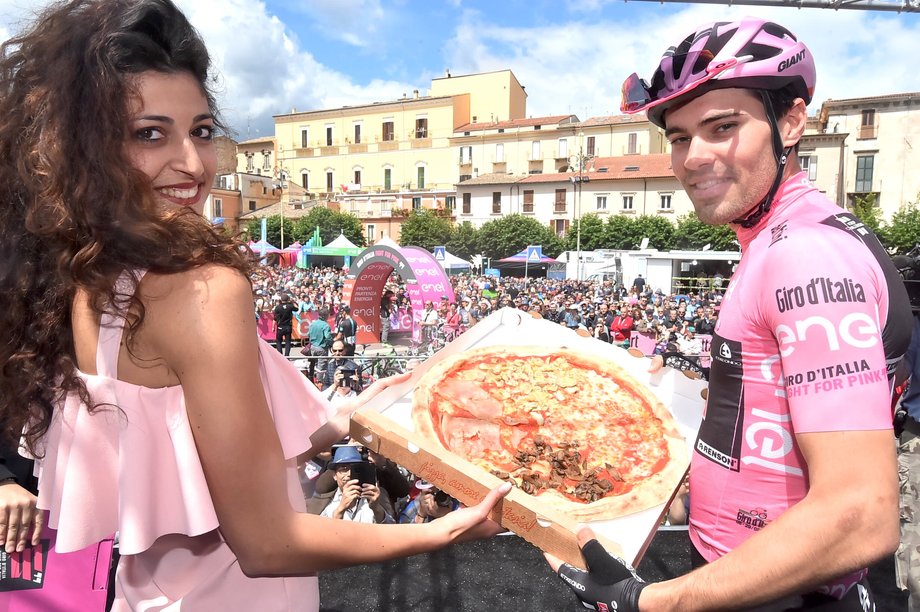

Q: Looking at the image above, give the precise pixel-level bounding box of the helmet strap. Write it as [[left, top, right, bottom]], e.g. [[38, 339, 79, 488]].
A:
[[733, 90, 792, 229]]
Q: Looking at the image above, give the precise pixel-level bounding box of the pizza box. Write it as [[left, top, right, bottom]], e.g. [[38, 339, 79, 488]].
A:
[[351, 307, 707, 568]]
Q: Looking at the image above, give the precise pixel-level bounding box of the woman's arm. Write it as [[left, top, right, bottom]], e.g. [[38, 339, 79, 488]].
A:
[[148, 266, 509, 576]]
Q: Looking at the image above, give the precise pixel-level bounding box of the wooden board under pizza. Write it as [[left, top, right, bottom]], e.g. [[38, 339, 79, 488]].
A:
[[412, 345, 688, 522]]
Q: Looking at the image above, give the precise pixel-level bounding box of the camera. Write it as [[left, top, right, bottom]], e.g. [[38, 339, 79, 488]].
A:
[[433, 489, 452, 507], [350, 461, 377, 486], [340, 368, 356, 387]]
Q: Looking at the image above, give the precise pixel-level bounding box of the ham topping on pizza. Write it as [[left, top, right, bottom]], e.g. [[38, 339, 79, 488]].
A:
[[417, 350, 678, 506]]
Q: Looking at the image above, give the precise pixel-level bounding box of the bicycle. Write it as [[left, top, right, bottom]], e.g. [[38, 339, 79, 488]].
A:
[[354, 343, 412, 388]]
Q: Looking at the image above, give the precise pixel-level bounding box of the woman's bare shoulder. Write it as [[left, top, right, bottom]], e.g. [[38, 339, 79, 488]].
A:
[[138, 265, 255, 350], [140, 264, 252, 307]]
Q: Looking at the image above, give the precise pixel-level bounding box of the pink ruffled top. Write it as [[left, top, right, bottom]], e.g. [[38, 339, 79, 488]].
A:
[[32, 272, 331, 610]]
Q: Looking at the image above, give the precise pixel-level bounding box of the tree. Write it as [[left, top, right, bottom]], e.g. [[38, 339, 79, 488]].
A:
[[446, 220, 479, 261], [603, 215, 674, 250], [633, 215, 675, 251], [293, 207, 367, 247], [293, 207, 336, 244], [567, 213, 607, 251], [397, 209, 454, 251], [849, 193, 885, 235], [673, 213, 739, 251], [332, 210, 367, 247], [245, 215, 295, 248], [885, 202, 920, 254], [477, 214, 564, 260], [604, 215, 641, 250]]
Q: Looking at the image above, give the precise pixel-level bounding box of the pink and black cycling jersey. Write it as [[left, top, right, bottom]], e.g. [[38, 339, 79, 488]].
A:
[[688, 171, 912, 598]]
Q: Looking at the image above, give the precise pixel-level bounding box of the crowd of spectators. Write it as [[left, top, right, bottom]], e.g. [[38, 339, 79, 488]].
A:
[[251, 263, 724, 363], [260, 263, 724, 528]]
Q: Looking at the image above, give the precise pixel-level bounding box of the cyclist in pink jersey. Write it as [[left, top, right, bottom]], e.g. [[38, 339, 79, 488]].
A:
[[550, 17, 912, 611]]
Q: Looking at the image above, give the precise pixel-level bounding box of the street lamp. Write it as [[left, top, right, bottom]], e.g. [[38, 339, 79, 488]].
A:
[[274, 147, 289, 248], [570, 132, 590, 281]]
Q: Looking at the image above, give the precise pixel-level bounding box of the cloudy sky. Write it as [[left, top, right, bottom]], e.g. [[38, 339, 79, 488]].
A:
[[1, 0, 918, 140]]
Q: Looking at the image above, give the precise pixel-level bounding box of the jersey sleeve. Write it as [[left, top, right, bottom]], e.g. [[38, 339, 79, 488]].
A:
[[758, 226, 894, 433]]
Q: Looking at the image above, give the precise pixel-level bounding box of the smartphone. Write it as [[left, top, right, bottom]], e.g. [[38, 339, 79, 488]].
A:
[[340, 369, 356, 387], [350, 462, 377, 486]]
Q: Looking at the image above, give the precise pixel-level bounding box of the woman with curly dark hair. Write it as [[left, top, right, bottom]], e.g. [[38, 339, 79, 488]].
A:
[[0, 0, 509, 608]]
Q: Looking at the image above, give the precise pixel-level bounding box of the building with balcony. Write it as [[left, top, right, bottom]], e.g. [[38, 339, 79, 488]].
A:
[[236, 60, 919, 245], [813, 92, 920, 216], [257, 70, 528, 244], [456, 154, 689, 234]]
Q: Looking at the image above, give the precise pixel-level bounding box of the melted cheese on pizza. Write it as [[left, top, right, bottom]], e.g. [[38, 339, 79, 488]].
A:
[[422, 352, 672, 503]]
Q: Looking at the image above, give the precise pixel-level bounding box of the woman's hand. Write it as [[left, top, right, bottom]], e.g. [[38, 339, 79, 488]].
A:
[[0, 482, 43, 553], [431, 482, 511, 544]]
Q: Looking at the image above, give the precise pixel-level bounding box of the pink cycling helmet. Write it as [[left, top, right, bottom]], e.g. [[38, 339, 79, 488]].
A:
[[621, 17, 816, 128]]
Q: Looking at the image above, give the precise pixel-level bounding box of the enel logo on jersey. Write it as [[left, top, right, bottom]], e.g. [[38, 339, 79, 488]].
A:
[[775, 311, 880, 356]]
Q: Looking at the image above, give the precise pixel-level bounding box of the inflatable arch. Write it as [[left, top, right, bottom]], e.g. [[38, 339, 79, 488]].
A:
[[343, 244, 456, 344]]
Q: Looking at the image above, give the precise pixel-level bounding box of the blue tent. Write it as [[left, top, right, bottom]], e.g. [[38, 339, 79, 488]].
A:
[[497, 248, 558, 264]]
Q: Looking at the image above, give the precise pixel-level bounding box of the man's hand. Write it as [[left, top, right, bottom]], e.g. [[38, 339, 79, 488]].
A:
[[546, 526, 646, 612], [334, 479, 362, 519], [361, 483, 381, 506], [0, 481, 43, 553]]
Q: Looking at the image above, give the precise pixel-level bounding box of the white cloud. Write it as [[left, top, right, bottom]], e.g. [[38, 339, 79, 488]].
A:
[[1, 0, 918, 142], [177, 0, 416, 138], [283, 0, 388, 48], [444, 6, 920, 121]]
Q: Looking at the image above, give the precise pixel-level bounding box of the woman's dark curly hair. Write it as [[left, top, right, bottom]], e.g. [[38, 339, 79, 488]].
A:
[[0, 0, 252, 454]]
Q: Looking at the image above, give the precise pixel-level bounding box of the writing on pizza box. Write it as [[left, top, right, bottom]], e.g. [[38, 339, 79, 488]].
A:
[[352, 307, 707, 568]]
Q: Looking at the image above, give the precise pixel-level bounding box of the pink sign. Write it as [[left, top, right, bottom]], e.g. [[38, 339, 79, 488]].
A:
[[628, 331, 712, 368], [629, 331, 658, 355], [257, 310, 336, 342], [344, 244, 455, 344]]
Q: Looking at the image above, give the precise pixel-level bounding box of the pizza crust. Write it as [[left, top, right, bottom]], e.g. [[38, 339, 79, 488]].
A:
[[412, 345, 688, 521]]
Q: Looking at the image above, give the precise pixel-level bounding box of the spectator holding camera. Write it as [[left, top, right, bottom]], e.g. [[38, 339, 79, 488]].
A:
[[321, 446, 393, 524], [323, 341, 358, 391], [399, 481, 460, 524], [326, 366, 359, 405]]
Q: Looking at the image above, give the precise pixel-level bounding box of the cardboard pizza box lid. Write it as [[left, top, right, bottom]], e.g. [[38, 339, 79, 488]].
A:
[[351, 307, 707, 569]]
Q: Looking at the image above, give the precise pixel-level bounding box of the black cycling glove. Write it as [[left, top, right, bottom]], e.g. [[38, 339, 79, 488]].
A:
[[556, 538, 647, 611]]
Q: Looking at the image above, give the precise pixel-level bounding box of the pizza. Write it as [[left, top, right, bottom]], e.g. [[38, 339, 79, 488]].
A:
[[412, 345, 687, 520]]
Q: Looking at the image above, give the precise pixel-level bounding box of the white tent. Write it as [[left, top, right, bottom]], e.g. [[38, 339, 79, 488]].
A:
[[326, 233, 360, 250], [438, 249, 472, 272], [374, 236, 400, 248]]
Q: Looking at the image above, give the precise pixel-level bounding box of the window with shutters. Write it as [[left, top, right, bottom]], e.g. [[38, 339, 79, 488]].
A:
[[554, 189, 567, 213], [523, 190, 534, 213]]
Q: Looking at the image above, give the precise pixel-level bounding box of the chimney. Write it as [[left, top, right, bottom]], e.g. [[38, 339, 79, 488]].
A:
[[413, 89, 419, 99]]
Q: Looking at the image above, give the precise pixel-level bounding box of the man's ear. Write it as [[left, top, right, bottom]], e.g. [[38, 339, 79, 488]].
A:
[[780, 97, 808, 148]]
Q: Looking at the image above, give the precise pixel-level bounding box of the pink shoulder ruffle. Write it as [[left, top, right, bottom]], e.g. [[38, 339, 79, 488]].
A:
[[32, 340, 329, 554]]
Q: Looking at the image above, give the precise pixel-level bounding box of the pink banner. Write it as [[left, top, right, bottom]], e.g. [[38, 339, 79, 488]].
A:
[[257, 310, 336, 342], [344, 244, 455, 344], [628, 330, 712, 367], [629, 331, 658, 355]]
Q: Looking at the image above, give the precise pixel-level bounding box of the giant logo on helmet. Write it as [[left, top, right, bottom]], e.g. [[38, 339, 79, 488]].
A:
[[777, 49, 806, 73]]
